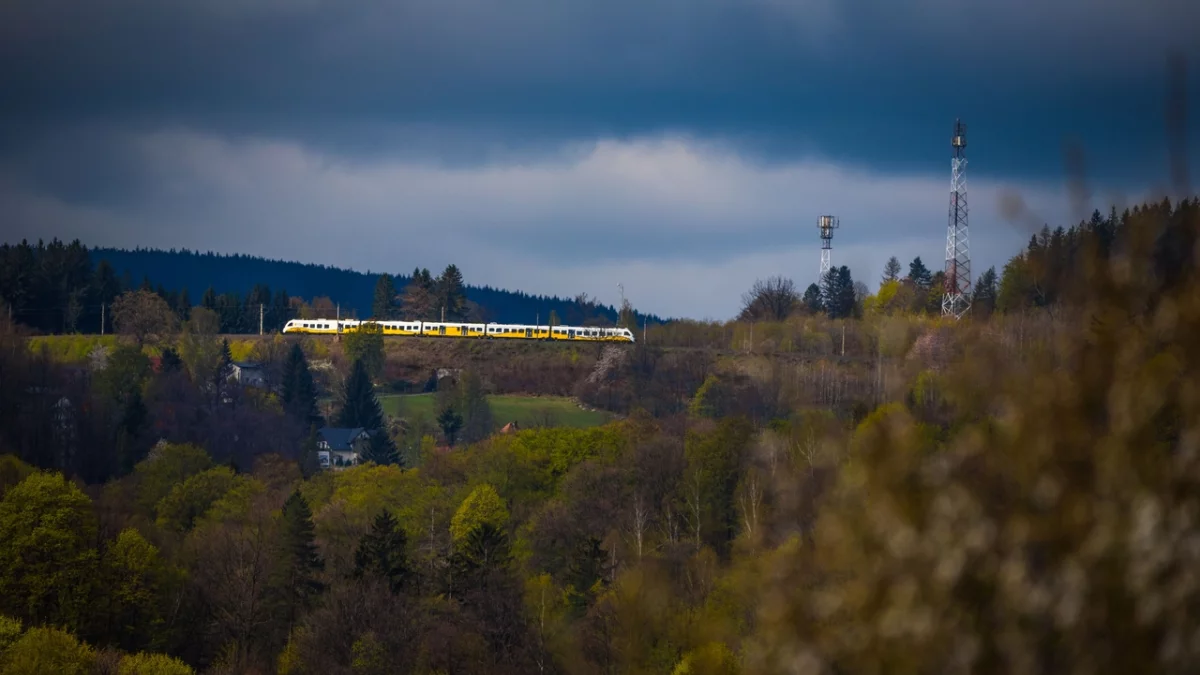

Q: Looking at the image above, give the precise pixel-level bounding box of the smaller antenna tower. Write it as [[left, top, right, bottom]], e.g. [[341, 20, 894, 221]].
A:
[[818, 215, 840, 278]]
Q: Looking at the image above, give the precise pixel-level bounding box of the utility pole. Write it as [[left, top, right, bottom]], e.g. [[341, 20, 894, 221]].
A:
[[100, 303, 105, 335], [259, 303, 264, 335], [337, 304, 340, 320], [442, 306, 445, 323]]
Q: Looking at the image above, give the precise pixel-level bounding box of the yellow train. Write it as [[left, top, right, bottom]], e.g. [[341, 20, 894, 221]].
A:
[[282, 319, 635, 343]]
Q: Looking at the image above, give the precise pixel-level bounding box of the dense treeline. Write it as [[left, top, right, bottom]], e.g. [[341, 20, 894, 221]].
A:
[[0, 243, 662, 336], [3, 193, 1200, 672], [90, 246, 662, 327]]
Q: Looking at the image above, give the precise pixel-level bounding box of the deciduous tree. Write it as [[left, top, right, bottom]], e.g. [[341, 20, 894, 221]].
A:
[[739, 276, 800, 321], [111, 290, 178, 345]]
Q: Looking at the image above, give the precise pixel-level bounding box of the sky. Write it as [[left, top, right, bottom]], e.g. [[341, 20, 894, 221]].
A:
[[2, 0, 1198, 321]]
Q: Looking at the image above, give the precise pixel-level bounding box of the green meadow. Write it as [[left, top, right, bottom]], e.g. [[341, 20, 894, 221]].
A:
[[379, 393, 613, 429]]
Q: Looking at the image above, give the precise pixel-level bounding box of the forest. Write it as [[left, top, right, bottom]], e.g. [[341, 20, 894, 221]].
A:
[[0, 194, 1199, 674], [0, 244, 664, 336]]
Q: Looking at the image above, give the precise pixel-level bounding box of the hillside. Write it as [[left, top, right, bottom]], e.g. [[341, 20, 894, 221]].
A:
[[88, 246, 666, 327]]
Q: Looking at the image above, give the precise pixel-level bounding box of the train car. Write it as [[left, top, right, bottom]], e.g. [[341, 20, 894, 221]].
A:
[[281, 319, 635, 343]]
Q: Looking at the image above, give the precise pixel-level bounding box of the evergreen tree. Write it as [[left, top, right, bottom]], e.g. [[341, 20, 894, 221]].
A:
[[372, 273, 397, 320], [820, 266, 857, 319], [299, 425, 322, 478], [363, 429, 401, 467], [401, 267, 435, 320], [337, 359, 386, 431], [158, 346, 183, 373], [353, 509, 412, 594], [276, 490, 325, 629], [282, 343, 318, 423], [565, 537, 610, 613], [201, 286, 217, 311], [907, 256, 932, 289], [802, 283, 823, 314], [219, 339, 233, 371], [434, 264, 468, 321], [972, 266, 999, 317], [882, 256, 902, 284], [91, 259, 123, 306], [438, 406, 464, 447], [176, 287, 191, 322], [456, 371, 494, 446]]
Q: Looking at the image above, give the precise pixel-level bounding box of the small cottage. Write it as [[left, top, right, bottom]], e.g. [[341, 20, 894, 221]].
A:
[[317, 427, 371, 468], [230, 361, 267, 388]]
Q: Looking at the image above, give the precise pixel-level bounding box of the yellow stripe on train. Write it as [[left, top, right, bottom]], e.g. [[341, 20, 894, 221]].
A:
[[281, 319, 635, 342]]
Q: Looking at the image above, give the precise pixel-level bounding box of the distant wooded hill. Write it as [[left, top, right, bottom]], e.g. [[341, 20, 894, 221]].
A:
[[90, 247, 664, 327]]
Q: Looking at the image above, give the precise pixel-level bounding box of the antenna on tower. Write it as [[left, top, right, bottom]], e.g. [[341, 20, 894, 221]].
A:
[[818, 215, 839, 279], [942, 119, 971, 319]]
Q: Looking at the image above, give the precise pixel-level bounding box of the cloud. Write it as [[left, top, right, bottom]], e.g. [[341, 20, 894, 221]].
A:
[[2, 1, 1195, 319], [2, 0, 1197, 181], [2, 129, 1081, 319]]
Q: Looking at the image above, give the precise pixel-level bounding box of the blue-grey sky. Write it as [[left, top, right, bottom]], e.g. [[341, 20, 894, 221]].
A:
[[2, 0, 1198, 319]]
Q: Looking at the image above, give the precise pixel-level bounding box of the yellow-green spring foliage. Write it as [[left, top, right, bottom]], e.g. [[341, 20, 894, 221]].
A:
[[450, 483, 509, 543]]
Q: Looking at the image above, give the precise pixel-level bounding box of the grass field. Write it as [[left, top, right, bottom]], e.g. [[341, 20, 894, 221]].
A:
[[379, 393, 613, 429]]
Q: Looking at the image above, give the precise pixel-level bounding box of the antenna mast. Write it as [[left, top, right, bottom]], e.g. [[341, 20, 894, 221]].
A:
[[818, 215, 839, 279], [942, 119, 971, 319]]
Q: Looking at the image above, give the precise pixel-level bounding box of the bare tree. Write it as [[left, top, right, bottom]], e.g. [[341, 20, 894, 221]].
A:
[[739, 275, 800, 321], [111, 289, 178, 345]]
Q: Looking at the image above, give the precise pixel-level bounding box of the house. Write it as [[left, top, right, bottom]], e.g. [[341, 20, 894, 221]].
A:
[[230, 361, 267, 388], [317, 427, 371, 468]]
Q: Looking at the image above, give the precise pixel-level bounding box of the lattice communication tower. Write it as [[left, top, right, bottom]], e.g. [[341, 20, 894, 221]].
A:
[[942, 119, 971, 319], [818, 215, 839, 278]]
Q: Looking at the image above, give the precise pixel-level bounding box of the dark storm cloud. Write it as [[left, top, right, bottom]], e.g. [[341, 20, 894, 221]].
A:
[[2, 0, 1198, 186]]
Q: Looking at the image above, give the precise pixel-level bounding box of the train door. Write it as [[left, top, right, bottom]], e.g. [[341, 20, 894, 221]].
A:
[[525, 328, 533, 338], [568, 329, 576, 339], [439, 325, 447, 336], [336, 322, 343, 334]]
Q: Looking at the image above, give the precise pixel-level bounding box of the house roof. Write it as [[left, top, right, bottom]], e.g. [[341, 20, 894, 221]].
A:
[[318, 426, 368, 451], [231, 361, 262, 369]]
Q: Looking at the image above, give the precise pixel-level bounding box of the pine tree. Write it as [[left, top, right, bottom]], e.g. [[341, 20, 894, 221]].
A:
[[372, 274, 397, 320], [159, 346, 183, 373], [277, 490, 325, 629], [456, 371, 494, 446], [176, 287, 191, 322], [972, 266, 999, 317], [438, 406, 464, 447], [803, 283, 823, 314], [353, 509, 412, 594], [908, 256, 932, 289], [401, 268, 435, 321], [337, 359, 385, 430], [821, 266, 857, 319], [201, 286, 217, 311], [299, 425, 322, 478], [434, 264, 467, 321], [883, 256, 902, 284], [282, 343, 317, 423], [363, 429, 401, 467]]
